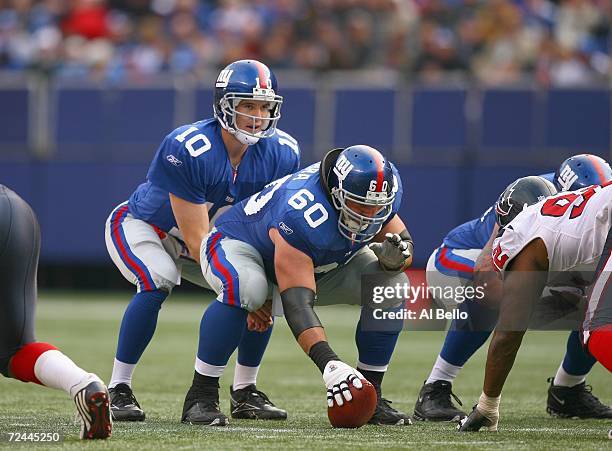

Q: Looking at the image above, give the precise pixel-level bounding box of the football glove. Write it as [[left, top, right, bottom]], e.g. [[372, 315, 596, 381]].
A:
[[323, 361, 364, 407], [457, 393, 500, 432], [369, 233, 413, 271]]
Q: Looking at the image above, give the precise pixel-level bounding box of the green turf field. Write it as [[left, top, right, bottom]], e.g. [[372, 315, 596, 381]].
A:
[[0, 292, 610, 449]]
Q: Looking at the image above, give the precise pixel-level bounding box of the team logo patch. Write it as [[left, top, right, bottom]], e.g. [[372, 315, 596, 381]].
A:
[[557, 165, 579, 191], [278, 222, 293, 235], [166, 154, 183, 167]]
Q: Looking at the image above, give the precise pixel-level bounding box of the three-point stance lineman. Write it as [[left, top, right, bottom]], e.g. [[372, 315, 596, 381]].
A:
[[415, 154, 612, 421], [0, 185, 112, 440], [104, 59, 299, 423], [459, 181, 612, 432], [186, 145, 415, 425]]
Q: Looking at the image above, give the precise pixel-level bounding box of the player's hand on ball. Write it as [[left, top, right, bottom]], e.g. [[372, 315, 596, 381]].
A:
[[369, 233, 413, 271], [323, 361, 364, 407], [247, 300, 273, 332], [457, 405, 498, 432]]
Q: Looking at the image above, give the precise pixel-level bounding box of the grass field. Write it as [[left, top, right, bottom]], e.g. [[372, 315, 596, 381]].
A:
[[0, 291, 610, 450]]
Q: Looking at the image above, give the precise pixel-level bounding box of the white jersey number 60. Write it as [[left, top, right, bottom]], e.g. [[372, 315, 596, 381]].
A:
[[288, 189, 328, 228]]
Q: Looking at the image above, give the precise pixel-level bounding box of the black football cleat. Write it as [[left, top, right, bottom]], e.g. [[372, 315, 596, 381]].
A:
[[413, 380, 467, 422], [457, 405, 497, 432], [546, 377, 612, 419], [230, 385, 287, 420], [74, 380, 112, 440], [368, 398, 413, 426], [181, 387, 228, 426], [109, 383, 145, 421]]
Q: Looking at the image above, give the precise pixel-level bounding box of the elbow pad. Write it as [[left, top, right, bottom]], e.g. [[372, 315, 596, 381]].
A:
[[281, 287, 321, 338]]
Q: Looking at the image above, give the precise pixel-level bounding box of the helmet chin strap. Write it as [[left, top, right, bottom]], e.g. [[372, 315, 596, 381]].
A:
[[233, 128, 260, 146]]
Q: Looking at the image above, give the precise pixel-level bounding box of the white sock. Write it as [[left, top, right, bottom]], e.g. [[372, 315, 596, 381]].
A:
[[426, 355, 463, 384], [33, 350, 91, 397], [195, 357, 226, 377], [233, 363, 260, 390], [109, 358, 137, 389], [553, 364, 586, 387], [357, 361, 388, 372]]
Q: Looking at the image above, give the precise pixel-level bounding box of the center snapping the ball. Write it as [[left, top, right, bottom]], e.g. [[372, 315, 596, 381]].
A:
[[327, 378, 377, 428]]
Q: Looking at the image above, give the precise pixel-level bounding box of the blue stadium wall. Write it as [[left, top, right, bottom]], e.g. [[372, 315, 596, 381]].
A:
[[0, 82, 610, 267]]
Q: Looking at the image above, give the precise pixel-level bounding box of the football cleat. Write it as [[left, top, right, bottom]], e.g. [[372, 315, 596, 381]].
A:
[[546, 377, 612, 419], [109, 383, 145, 421], [368, 397, 413, 426], [457, 405, 497, 432], [73, 379, 112, 439], [230, 385, 287, 420], [413, 380, 466, 422], [181, 387, 228, 426]]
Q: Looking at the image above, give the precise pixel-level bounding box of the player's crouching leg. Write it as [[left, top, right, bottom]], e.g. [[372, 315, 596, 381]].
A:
[[317, 247, 413, 425], [180, 233, 285, 425], [8, 342, 112, 439]]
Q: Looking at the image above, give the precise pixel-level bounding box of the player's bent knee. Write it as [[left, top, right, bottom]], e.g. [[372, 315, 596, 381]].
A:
[[239, 273, 269, 312]]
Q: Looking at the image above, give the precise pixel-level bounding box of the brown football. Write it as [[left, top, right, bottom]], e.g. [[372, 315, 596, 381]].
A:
[[327, 378, 377, 428]]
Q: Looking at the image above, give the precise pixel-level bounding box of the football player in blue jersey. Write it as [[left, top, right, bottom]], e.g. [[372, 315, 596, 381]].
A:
[[104, 60, 300, 423], [413, 154, 612, 422], [182, 145, 415, 426]]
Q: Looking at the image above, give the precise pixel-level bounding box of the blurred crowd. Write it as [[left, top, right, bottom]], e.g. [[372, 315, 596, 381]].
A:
[[0, 0, 609, 85]]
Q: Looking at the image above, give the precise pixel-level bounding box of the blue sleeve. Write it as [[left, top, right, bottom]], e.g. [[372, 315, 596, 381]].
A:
[[146, 129, 207, 204], [271, 208, 317, 259]]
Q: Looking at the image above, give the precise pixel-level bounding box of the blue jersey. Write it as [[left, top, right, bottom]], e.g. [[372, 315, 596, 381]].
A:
[[127, 118, 300, 233], [216, 162, 403, 280], [442, 172, 554, 250]]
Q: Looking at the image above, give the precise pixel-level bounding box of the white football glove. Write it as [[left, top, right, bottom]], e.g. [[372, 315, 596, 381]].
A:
[[369, 233, 413, 271], [322, 361, 364, 407]]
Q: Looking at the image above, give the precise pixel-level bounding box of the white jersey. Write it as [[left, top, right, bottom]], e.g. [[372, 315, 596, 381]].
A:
[[492, 182, 612, 287]]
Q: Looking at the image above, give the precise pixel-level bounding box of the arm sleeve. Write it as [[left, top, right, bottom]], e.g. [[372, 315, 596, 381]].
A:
[[146, 131, 208, 204]]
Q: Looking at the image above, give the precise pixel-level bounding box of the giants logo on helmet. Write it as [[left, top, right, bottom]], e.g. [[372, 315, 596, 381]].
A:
[[333, 155, 353, 185], [557, 165, 579, 191], [216, 69, 233, 88]]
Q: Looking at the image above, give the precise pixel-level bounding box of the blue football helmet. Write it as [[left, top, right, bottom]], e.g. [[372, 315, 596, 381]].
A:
[[325, 145, 397, 242], [213, 59, 283, 145], [554, 154, 612, 191]]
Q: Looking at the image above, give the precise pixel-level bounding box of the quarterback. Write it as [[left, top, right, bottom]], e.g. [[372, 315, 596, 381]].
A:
[[104, 60, 299, 423]]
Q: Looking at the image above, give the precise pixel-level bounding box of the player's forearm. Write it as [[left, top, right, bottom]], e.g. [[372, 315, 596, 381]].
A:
[[483, 330, 525, 397], [280, 287, 343, 372], [297, 327, 327, 354]]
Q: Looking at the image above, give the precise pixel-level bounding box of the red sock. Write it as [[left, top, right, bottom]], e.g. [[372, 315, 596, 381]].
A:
[[587, 327, 612, 372], [8, 342, 58, 384]]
